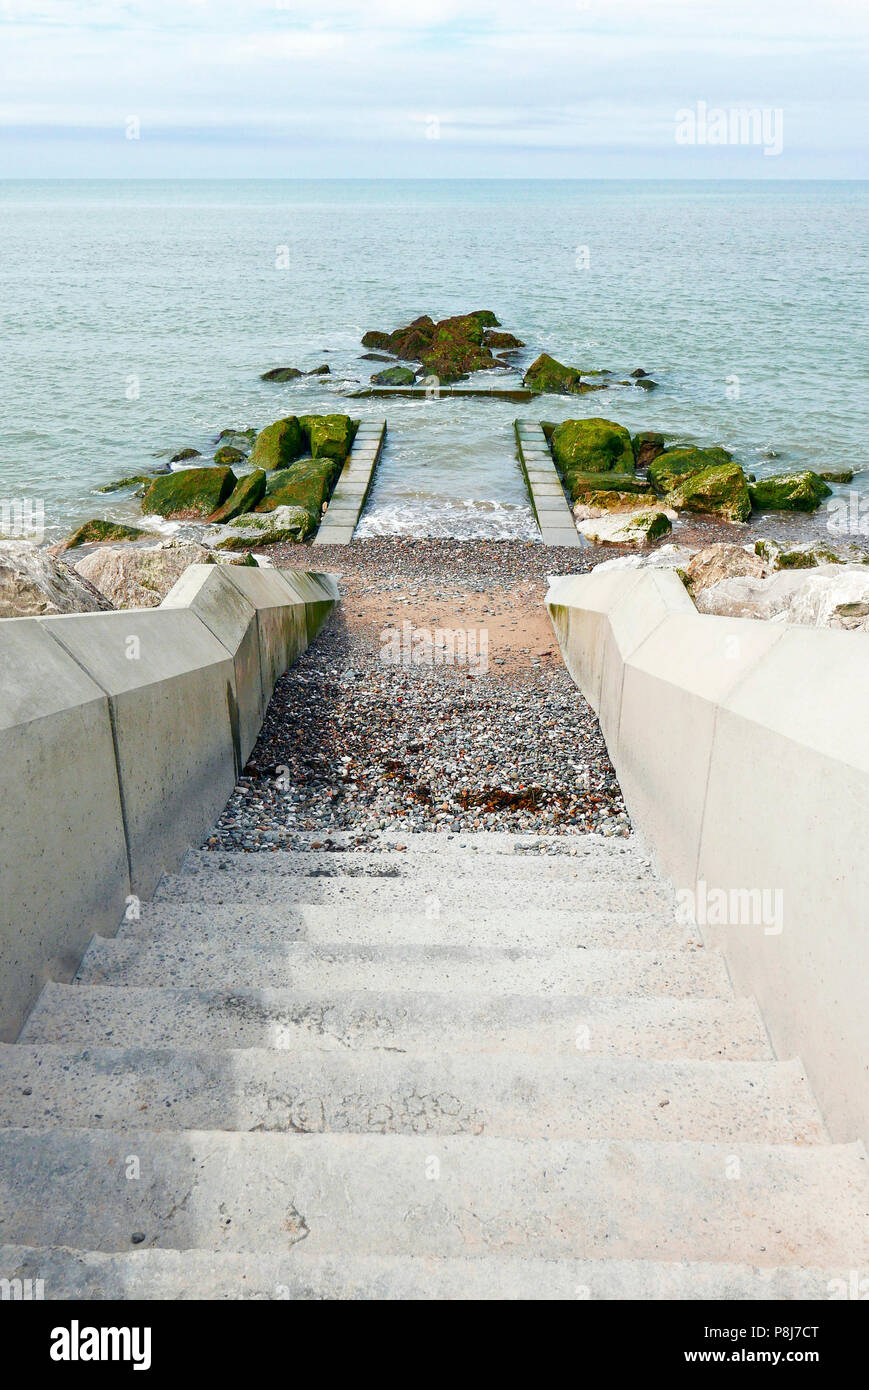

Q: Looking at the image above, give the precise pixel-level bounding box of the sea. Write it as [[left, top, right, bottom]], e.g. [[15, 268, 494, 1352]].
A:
[[1, 179, 867, 544]]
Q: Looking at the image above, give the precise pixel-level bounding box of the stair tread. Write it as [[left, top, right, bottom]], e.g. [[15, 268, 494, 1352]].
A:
[[0, 1046, 824, 1143], [1, 1130, 866, 1263], [20, 983, 774, 1059]]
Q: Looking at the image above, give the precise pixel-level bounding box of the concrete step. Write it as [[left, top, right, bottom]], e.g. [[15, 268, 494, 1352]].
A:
[[182, 844, 647, 878], [152, 870, 671, 917], [249, 830, 636, 857], [1, 1244, 857, 1300], [74, 939, 728, 999], [117, 902, 688, 952], [1, 1130, 866, 1262], [0, 1048, 824, 1144], [20, 985, 774, 1060]]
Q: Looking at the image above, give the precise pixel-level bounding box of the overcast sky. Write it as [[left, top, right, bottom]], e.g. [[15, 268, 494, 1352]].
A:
[[1, 0, 867, 177]]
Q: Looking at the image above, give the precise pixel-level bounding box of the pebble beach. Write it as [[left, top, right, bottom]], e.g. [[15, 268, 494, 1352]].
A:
[[207, 538, 631, 849]]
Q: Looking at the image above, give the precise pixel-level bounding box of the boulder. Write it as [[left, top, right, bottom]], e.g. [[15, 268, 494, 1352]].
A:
[[550, 418, 635, 475], [212, 505, 314, 549], [748, 471, 832, 513], [73, 542, 213, 609], [260, 367, 302, 382], [214, 445, 246, 466], [592, 543, 697, 575], [632, 432, 666, 470], [170, 447, 200, 463], [59, 519, 150, 550], [683, 543, 767, 595], [306, 364, 330, 376], [567, 472, 651, 499], [470, 310, 500, 327], [256, 457, 340, 524], [299, 414, 358, 463], [483, 330, 524, 349], [371, 366, 416, 386], [635, 378, 659, 390], [361, 330, 393, 351], [96, 475, 153, 494], [420, 315, 494, 382], [576, 509, 672, 548], [216, 428, 257, 451], [573, 491, 662, 519], [141, 466, 237, 519], [523, 353, 583, 394], [695, 564, 869, 630], [249, 417, 306, 471], [207, 469, 267, 524], [649, 446, 733, 495], [818, 469, 854, 484], [0, 540, 114, 618], [754, 538, 863, 570], [667, 462, 752, 523]]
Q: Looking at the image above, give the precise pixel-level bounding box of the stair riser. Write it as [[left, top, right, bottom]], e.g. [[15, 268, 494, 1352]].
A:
[[153, 877, 671, 915], [1, 1132, 865, 1264], [182, 849, 648, 882], [0, 1246, 856, 1301]]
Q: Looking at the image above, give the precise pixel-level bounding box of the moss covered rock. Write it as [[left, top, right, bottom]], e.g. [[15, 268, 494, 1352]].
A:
[[216, 428, 257, 449], [96, 475, 153, 494], [298, 414, 358, 463], [207, 469, 267, 524], [818, 469, 854, 484], [260, 367, 302, 382], [748, 471, 832, 513], [361, 330, 393, 351], [213, 505, 314, 549], [551, 418, 635, 477], [62, 519, 149, 550], [256, 456, 340, 521], [371, 366, 416, 386], [249, 417, 306, 472], [632, 432, 666, 470], [214, 444, 245, 466], [669, 463, 752, 522], [141, 466, 237, 519], [566, 472, 651, 502], [523, 354, 583, 394], [649, 446, 733, 496], [484, 330, 524, 349], [170, 447, 200, 463], [471, 310, 500, 327], [420, 315, 494, 382]]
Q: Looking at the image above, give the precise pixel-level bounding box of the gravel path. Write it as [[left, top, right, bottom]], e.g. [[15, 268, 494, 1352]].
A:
[[207, 539, 631, 850]]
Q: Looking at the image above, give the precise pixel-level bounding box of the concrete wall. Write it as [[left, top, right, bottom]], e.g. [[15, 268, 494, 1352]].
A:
[[547, 568, 869, 1144], [0, 566, 338, 1042]]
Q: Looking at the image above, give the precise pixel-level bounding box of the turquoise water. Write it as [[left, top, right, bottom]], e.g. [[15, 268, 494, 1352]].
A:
[[1, 179, 867, 540]]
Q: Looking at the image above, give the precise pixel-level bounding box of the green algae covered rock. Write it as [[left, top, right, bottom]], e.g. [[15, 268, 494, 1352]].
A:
[[371, 366, 416, 386], [748, 471, 833, 513], [484, 330, 524, 349], [420, 315, 494, 383], [818, 468, 854, 484], [575, 509, 672, 547], [649, 446, 734, 496], [141, 466, 237, 519], [551, 418, 635, 476], [632, 432, 666, 470], [523, 354, 583, 394], [565, 472, 651, 502], [260, 367, 302, 382], [96, 475, 153, 494], [249, 417, 306, 472], [170, 447, 200, 463], [471, 310, 500, 327], [257, 456, 340, 520], [361, 330, 393, 351], [299, 414, 358, 463], [214, 444, 245, 466], [213, 505, 314, 549], [62, 519, 149, 549], [668, 462, 752, 522], [207, 469, 267, 524]]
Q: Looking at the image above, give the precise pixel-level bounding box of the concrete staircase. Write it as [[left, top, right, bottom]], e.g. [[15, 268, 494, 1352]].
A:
[[1, 833, 867, 1299]]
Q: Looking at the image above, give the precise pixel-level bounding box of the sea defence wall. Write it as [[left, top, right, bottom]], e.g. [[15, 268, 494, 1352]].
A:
[[546, 567, 869, 1145], [0, 566, 338, 1042]]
